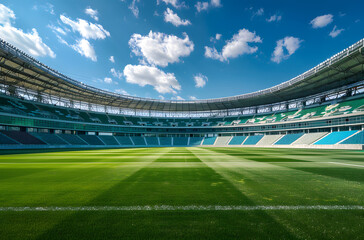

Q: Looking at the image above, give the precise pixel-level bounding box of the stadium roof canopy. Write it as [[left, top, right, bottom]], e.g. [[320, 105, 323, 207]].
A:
[[0, 38, 364, 112]]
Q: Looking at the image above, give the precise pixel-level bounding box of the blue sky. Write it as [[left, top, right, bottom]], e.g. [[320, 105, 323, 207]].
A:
[[0, 0, 363, 100]]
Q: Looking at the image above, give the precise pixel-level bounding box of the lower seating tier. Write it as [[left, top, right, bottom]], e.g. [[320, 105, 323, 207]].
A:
[[1, 131, 46, 145], [314, 131, 358, 145], [228, 136, 247, 145]]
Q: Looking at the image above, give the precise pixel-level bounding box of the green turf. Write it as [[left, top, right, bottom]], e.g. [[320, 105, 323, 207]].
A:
[[0, 147, 363, 239]]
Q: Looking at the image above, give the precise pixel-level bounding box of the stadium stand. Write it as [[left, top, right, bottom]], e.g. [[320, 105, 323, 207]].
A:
[[228, 136, 247, 145], [114, 136, 134, 145], [79, 135, 105, 145], [340, 131, 364, 144], [98, 136, 119, 145], [1, 131, 46, 145], [202, 137, 217, 145], [58, 134, 88, 145], [189, 137, 204, 146], [159, 137, 172, 146], [257, 135, 282, 145], [314, 131, 358, 145], [131, 137, 146, 146], [0, 132, 19, 145], [0, 93, 364, 128], [30, 133, 69, 145], [0, 38, 363, 150], [214, 136, 231, 146], [292, 132, 329, 145], [173, 137, 189, 146], [275, 133, 305, 145], [243, 135, 264, 145], [145, 137, 159, 145]]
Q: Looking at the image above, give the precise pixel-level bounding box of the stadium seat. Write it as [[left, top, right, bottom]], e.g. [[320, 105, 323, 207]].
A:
[[228, 136, 247, 145], [145, 137, 159, 145], [292, 132, 329, 145], [173, 137, 188, 146], [30, 133, 69, 145], [131, 136, 146, 145], [189, 137, 204, 146], [58, 134, 89, 145], [243, 135, 264, 145], [0, 132, 19, 145], [256, 135, 283, 145], [98, 136, 119, 145], [159, 137, 172, 146], [314, 131, 358, 145], [114, 136, 134, 145], [202, 137, 217, 145], [214, 136, 231, 146], [340, 131, 364, 144], [79, 135, 105, 145], [0, 131, 46, 145], [275, 133, 304, 145]]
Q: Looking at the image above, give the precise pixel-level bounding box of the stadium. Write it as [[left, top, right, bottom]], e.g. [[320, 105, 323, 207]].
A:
[[1, 38, 364, 149], [0, 1, 364, 240]]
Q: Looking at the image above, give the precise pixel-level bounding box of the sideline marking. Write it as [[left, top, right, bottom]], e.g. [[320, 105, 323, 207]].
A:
[[0, 205, 363, 212], [328, 162, 364, 168]]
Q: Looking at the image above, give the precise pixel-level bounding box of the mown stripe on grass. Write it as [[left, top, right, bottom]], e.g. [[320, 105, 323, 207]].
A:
[[0, 205, 363, 211], [328, 162, 364, 168]]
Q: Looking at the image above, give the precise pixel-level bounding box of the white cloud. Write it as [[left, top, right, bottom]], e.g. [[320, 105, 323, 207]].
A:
[[172, 95, 184, 100], [194, 74, 208, 88], [195, 2, 209, 12], [104, 77, 113, 84], [123, 64, 181, 94], [85, 7, 99, 21], [33, 3, 55, 15], [129, 0, 139, 18], [48, 24, 67, 35], [159, 95, 165, 100], [205, 28, 261, 62], [310, 14, 333, 28], [329, 25, 344, 38], [211, 0, 222, 7], [252, 8, 264, 18], [189, 96, 198, 100], [60, 15, 110, 40], [0, 3, 15, 25], [0, 4, 55, 58], [57, 35, 69, 45], [164, 8, 191, 27], [129, 31, 194, 67], [210, 33, 222, 43], [115, 89, 129, 95], [271, 36, 302, 63], [195, 0, 221, 12], [266, 14, 282, 22], [71, 39, 97, 61], [109, 56, 115, 63], [46, 3, 55, 15], [110, 68, 123, 79], [157, 0, 186, 9]]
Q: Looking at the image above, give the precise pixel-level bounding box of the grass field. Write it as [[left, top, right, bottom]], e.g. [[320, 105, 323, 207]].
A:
[[0, 147, 363, 240]]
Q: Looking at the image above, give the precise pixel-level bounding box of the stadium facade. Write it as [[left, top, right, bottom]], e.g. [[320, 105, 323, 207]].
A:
[[0, 38, 364, 150]]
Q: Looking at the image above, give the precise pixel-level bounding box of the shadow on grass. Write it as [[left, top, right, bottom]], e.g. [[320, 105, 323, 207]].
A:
[[32, 152, 297, 240], [246, 157, 310, 162], [0, 148, 134, 156], [288, 167, 364, 183]]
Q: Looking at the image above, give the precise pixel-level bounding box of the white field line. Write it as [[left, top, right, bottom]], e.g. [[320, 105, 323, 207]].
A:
[[328, 162, 364, 168], [0, 205, 363, 212]]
